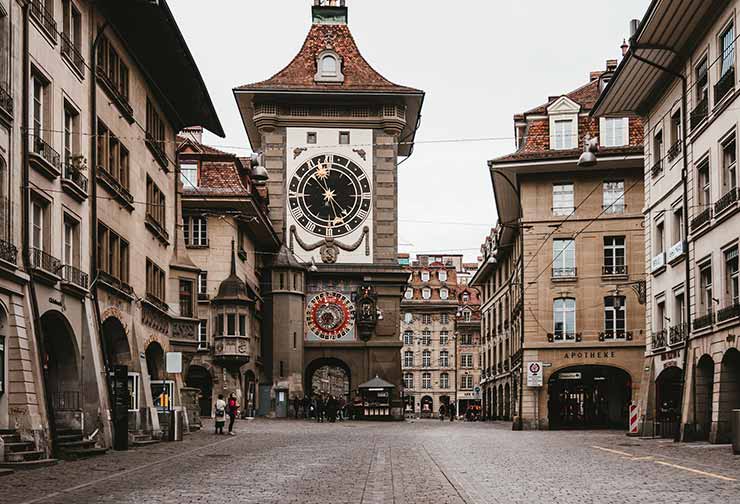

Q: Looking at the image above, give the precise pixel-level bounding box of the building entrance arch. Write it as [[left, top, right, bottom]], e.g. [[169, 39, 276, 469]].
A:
[[717, 349, 740, 442], [655, 366, 682, 438], [694, 355, 714, 441], [102, 316, 131, 367], [548, 365, 631, 429], [305, 357, 351, 403], [40, 311, 80, 428], [243, 370, 257, 417], [420, 395, 434, 417], [186, 365, 213, 417]]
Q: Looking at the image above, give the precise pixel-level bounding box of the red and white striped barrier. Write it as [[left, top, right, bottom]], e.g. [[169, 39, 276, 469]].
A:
[[629, 403, 639, 435]]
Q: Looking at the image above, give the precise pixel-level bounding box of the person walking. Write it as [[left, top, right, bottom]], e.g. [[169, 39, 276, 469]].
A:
[[293, 395, 301, 419], [214, 394, 227, 435], [439, 403, 446, 421], [316, 395, 325, 423], [302, 395, 311, 419], [227, 393, 239, 435], [449, 402, 456, 422]]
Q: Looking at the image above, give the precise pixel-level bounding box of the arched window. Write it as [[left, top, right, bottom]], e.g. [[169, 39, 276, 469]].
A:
[[315, 50, 344, 83], [321, 54, 337, 76]]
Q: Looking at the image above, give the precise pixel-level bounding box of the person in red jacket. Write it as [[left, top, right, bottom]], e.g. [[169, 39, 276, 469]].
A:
[[227, 393, 239, 435]]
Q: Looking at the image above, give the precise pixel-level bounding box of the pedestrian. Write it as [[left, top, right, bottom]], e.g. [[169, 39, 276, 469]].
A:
[[316, 395, 325, 423], [303, 395, 311, 419], [449, 402, 456, 422], [227, 393, 239, 435], [214, 394, 226, 435], [327, 395, 338, 423], [293, 395, 301, 419], [338, 396, 346, 421], [439, 403, 446, 421]]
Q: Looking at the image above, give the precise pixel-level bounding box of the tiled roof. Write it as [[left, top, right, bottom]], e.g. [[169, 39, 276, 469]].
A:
[[177, 136, 233, 157], [183, 161, 249, 197], [491, 144, 643, 164], [236, 23, 421, 94], [523, 79, 601, 115]]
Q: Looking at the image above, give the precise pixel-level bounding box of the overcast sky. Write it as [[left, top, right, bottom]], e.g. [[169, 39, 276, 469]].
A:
[[169, 0, 649, 262]]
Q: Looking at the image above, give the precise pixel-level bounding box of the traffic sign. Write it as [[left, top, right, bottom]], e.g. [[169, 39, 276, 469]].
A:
[[527, 361, 543, 387]]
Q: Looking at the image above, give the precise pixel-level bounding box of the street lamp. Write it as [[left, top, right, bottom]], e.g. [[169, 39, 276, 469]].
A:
[[577, 135, 599, 168]]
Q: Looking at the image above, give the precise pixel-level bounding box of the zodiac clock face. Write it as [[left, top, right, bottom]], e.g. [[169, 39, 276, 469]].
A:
[[306, 291, 356, 341], [288, 154, 372, 238]]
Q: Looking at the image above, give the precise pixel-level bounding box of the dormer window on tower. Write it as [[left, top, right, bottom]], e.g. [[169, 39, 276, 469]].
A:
[[315, 50, 345, 83]]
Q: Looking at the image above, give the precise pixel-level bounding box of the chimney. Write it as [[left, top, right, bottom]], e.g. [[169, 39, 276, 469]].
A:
[[629, 19, 640, 38], [621, 39, 629, 57], [606, 59, 618, 72], [181, 126, 203, 144], [589, 71, 603, 82]]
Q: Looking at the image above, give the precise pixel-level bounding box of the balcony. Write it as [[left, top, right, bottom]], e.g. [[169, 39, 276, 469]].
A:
[[690, 96, 708, 130], [650, 159, 663, 178], [651, 252, 666, 274], [146, 135, 170, 171], [96, 67, 134, 124], [30, 0, 57, 43], [652, 329, 667, 351], [714, 67, 735, 105], [61, 162, 88, 201], [714, 187, 738, 216], [61, 34, 85, 78], [693, 311, 714, 331], [145, 213, 170, 245], [0, 238, 17, 267], [97, 270, 134, 298], [60, 264, 89, 295], [691, 207, 712, 232], [97, 166, 134, 211], [717, 303, 740, 323], [0, 82, 12, 122], [667, 240, 687, 263], [213, 335, 250, 366], [600, 330, 632, 341], [668, 323, 687, 346], [552, 267, 577, 280], [667, 141, 682, 162], [29, 247, 62, 284], [29, 135, 62, 179], [602, 264, 628, 277]]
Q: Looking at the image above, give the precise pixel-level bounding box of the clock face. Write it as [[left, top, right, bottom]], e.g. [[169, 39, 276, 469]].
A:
[[288, 154, 372, 238], [306, 291, 356, 341]]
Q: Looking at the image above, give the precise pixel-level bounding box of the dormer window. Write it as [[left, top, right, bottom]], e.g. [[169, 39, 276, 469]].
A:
[[553, 119, 575, 150], [547, 96, 580, 151], [420, 271, 430, 282], [315, 50, 345, 83]]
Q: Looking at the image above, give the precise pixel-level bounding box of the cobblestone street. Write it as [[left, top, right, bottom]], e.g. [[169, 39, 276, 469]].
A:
[[1, 419, 739, 504]]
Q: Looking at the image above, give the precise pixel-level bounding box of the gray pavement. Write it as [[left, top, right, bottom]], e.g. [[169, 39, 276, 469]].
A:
[[1, 419, 739, 504]]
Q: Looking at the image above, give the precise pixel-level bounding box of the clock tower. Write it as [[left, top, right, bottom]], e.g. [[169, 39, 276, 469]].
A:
[[234, 0, 424, 418]]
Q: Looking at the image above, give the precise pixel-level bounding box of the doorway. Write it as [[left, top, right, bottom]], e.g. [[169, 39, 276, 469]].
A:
[[185, 365, 212, 417]]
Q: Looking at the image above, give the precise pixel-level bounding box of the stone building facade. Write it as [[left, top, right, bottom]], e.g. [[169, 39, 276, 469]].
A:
[[473, 60, 646, 429], [595, 0, 740, 442], [0, 0, 221, 465], [455, 284, 482, 415], [233, 2, 423, 418]]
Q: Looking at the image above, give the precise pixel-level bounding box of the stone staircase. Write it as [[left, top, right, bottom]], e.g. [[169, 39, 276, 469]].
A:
[[55, 428, 108, 460], [0, 428, 58, 471], [130, 431, 160, 447]]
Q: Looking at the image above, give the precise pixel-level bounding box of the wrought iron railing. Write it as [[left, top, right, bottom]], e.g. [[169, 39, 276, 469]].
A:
[[146, 134, 169, 169], [714, 187, 738, 215], [668, 323, 687, 346], [667, 141, 682, 162], [63, 162, 88, 193], [97, 166, 134, 205], [30, 0, 57, 42], [96, 67, 133, 118], [61, 34, 85, 76], [651, 159, 663, 177], [717, 302, 740, 323], [31, 134, 62, 172], [691, 207, 712, 231], [61, 264, 88, 289], [693, 311, 714, 331], [0, 82, 12, 116], [652, 329, 667, 350], [690, 96, 708, 130], [30, 247, 61, 275], [0, 239, 17, 265], [715, 67, 735, 104], [602, 264, 628, 276], [552, 267, 577, 278]]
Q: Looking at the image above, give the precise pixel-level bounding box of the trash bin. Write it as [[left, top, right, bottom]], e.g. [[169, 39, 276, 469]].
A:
[[732, 409, 740, 455]]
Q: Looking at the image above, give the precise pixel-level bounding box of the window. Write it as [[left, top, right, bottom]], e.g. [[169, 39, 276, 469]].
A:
[[461, 353, 473, 368], [438, 270, 448, 282], [655, 221, 665, 254], [180, 163, 198, 187], [463, 309, 472, 322], [404, 312, 413, 324], [198, 271, 208, 297], [184, 216, 208, 247], [321, 54, 338, 76], [63, 104, 79, 164], [403, 331, 413, 345], [461, 375, 474, 390], [145, 259, 166, 305], [179, 279, 194, 318], [146, 99, 167, 166], [602, 118, 628, 147], [97, 120, 130, 190], [460, 333, 473, 345], [440, 372, 449, 389], [697, 159, 711, 208], [127, 373, 140, 411], [146, 176, 166, 232], [670, 110, 682, 151], [655, 298, 666, 333], [674, 291, 685, 326], [720, 22, 735, 78], [652, 129, 663, 172], [31, 198, 47, 252], [420, 271, 430, 282], [227, 314, 236, 335], [440, 351, 449, 367], [422, 372, 431, 389], [721, 135, 737, 194], [552, 119, 575, 150], [552, 239, 575, 277], [553, 298, 576, 341], [307, 132, 317, 144], [404, 289, 413, 300], [603, 180, 625, 213], [339, 131, 350, 145], [695, 56, 708, 105], [403, 373, 414, 389], [672, 206, 684, 244], [62, 215, 79, 268], [462, 293, 469, 303], [553, 183, 574, 216], [422, 288, 431, 300], [198, 320, 208, 351], [603, 236, 626, 275], [97, 223, 129, 284], [422, 314, 432, 324], [422, 350, 431, 368], [440, 331, 449, 345], [403, 351, 414, 368], [604, 296, 626, 339], [61, 0, 82, 72], [440, 313, 449, 325], [422, 330, 431, 346], [700, 262, 713, 316], [440, 288, 449, 300], [239, 314, 247, 336], [97, 36, 129, 103], [725, 247, 739, 307], [31, 72, 50, 145]]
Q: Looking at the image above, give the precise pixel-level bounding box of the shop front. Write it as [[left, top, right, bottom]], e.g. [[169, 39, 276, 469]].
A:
[[358, 376, 395, 420]]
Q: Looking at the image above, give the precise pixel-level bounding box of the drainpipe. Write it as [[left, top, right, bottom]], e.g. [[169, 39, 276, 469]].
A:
[[629, 44, 692, 442], [20, 0, 56, 455]]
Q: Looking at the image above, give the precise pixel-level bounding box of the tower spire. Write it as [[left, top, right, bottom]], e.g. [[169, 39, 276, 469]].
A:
[[230, 239, 237, 277], [312, 0, 348, 24]]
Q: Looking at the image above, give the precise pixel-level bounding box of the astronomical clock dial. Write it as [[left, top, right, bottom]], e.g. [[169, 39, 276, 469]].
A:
[[306, 291, 356, 341], [288, 154, 372, 238]]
